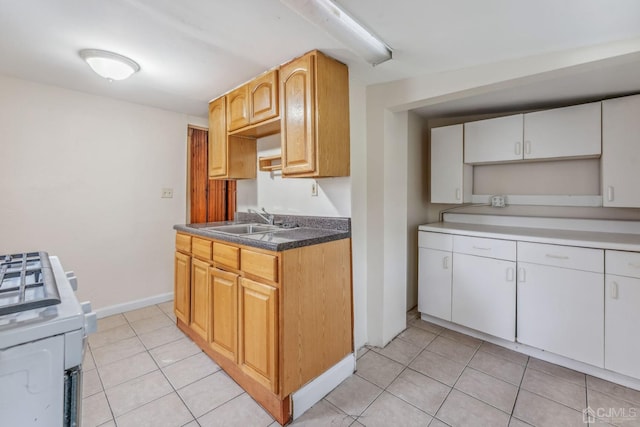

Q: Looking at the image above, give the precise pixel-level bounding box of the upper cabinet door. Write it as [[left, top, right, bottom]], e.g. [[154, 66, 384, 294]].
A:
[[464, 114, 523, 164], [226, 85, 250, 131], [524, 102, 601, 160], [280, 53, 316, 175], [602, 94, 640, 207], [430, 124, 471, 204], [208, 97, 227, 178], [249, 70, 278, 124]]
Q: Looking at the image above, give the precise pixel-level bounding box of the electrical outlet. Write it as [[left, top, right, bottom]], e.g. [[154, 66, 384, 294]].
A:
[[161, 188, 174, 198], [491, 195, 506, 207], [311, 181, 318, 197]]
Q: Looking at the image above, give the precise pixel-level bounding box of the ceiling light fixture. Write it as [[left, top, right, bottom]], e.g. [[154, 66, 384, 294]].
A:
[[280, 0, 392, 66], [79, 49, 140, 81]]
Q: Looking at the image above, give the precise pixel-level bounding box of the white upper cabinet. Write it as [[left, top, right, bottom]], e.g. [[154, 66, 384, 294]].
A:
[[523, 102, 601, 160], [464, 102, 601, 165], [464, 114, 523, 164], [430, 124, 471, 204], [602, 94, 640, 207]]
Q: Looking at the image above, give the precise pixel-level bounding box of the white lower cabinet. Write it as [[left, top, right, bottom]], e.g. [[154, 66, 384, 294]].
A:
[[516, 241, 604, 367], [418, 248, 452, 321], [452, 253, 516, 341], [418, 232, 453, 321], [605, 250, 640, 378]]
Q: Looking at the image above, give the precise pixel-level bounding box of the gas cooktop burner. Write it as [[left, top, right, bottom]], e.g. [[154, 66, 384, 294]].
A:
[[0, 252, 61, 316]]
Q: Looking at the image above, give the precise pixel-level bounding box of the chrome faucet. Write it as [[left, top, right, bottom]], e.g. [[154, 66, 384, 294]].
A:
[[248, 207, 275, 225]]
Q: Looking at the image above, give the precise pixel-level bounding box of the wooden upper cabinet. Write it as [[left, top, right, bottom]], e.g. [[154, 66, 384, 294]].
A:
[[208, 97, 227, 178], [280, 51, 350, 178], [209, 96, 257, 180], [249, 70, 279, 124], [226, 85, 250, 131]]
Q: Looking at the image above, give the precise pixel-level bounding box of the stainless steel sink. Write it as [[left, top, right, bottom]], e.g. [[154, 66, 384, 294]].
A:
[[201, 223, 283, 235]]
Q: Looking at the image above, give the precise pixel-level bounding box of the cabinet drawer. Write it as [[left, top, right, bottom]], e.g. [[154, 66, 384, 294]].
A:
[[453, 235, 515, 261], [606, 250, 640, 278], [192, 237, 212, 261], [176, 233, 192, 253], [518, 242, 603, 273], [418, 231, 453, 251], [213, 242, 240, 270], [241, 249, 278, 283]]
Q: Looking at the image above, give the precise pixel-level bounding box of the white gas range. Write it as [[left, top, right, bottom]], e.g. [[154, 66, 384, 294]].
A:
[[0, 252, 96, 427]]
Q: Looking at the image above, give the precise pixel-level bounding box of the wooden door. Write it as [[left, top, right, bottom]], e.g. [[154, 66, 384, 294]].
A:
[[174, 251, 191, 324], [280, 53, 316, 175], [208, 98, 227, 178], [190, 258, 210, 341], [226, 85, 250, 131], [238, 277, 278, 393], [210, 268, 238, 362], [190, 125, 236, 223], [249, 70, 278, 124], [190, 127, 208, 223]]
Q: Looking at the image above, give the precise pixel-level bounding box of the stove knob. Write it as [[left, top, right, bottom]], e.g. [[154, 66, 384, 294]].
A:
[[66, 271, 78, 291], [81, 301, 92, 314], [84, 311, 97, 335]]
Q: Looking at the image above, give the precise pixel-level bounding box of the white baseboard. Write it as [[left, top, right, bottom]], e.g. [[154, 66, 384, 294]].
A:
[[421, 313, 640, 392], [94, 292, 174, 319], [291, 353, 356, 420]]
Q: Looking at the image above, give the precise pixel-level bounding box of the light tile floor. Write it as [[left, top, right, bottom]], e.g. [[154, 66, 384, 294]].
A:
[[82, 303, 640, 427]]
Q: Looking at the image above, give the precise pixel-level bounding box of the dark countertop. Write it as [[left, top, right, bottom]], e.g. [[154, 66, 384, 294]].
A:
[[174, 214, 351, 252]]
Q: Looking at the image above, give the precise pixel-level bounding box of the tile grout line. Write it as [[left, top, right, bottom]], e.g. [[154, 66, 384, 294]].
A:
[[96, 304, 195, 425]]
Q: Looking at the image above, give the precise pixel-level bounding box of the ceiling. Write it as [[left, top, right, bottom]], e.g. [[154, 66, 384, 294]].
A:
[[1, 0, 640, 117]]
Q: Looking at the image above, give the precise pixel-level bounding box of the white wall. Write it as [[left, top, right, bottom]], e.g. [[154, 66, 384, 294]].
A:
[[363, 37, 640, 347], [0, 75, 206, 311], [405, 112, 430, 310], [236, 135, 351, 217]]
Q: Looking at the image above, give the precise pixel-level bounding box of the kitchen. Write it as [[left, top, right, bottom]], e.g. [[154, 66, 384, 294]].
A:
[[2, 0, 640, 426]]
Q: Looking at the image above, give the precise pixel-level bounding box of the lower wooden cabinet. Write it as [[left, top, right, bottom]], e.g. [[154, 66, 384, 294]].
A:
[[174, 251, 191, 324], [190, 257, 210, 341], [209, 268, 238, 362], [174, 232, 353, 425], [238, 277, 278, 393]]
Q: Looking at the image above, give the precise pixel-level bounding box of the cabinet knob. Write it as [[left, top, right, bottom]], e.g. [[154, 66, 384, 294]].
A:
[[518, 267, 526, 283], [455, 188, 461, 201], [443, 256, 449, 269], [607, 186, 614, 202], [506, 268, 514, 282], [610, 281, 619, 299], [524, 140, 531, 155], [515, 142, 522, 155]]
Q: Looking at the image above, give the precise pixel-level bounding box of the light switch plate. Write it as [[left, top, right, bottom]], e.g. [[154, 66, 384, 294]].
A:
[[311, 181, 318, 197], [161, 188, 174, 198]]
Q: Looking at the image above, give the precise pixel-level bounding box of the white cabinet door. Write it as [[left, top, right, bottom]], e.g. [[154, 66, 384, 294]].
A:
[[517, 262, 604, 367], [418, 248, 452, 321], [523, 102, 601, 160], [464, 114, 523, 164], [602, 94, 640, 207], [452, 253, 516, 341], [605, 274, 640, 378], [430, 124, 471, 204]]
